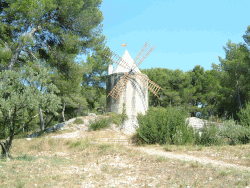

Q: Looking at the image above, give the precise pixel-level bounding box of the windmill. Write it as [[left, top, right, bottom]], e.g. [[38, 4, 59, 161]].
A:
[[103, 41, 162, 105], [103, 41, 163, 134]]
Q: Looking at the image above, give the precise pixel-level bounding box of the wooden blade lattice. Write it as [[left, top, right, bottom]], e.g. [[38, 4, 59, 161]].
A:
[[103, 48, 131, 70], [107, 73, 131, 102], [103, 42, 162, 100], [133, 41, 156, 68], [135, 72, 162, 97]]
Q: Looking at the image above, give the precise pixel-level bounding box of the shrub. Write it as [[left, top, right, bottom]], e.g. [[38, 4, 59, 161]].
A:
[[220, 119, 250, 145], [238, 101, 250, 127], [136, 106, 195, 145], [108, 112, 121, 125], [107, 104, 127, 126], [200, 123, 223, 146], [120, 103, 128, 124], [89, 117, 111, 131], [73, 118, 84, 125]]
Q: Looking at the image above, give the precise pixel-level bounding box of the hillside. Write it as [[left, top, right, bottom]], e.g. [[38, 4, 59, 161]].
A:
[[1, 115, 250, 187]]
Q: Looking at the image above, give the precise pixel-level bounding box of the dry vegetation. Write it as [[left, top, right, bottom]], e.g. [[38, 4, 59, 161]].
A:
[[163, 144, 250, 167], [1, 118, 250, 187]]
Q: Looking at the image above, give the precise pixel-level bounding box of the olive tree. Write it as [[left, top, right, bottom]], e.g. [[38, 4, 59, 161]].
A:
[[0, 66, 61, 158]]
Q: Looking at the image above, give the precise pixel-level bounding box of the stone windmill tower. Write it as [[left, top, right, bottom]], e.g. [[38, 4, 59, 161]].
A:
[[103, 41, 162, 134]]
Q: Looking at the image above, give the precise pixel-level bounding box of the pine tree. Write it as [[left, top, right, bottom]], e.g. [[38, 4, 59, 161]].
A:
[[0, 0, 104, 71]]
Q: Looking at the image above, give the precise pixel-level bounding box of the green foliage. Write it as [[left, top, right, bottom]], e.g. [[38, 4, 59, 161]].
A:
[[141, 68, 191, 107], [89, 117, 111, 131], [105, 104, 127, 126], [136, 107, 195, 145], [81, 44, 111, 112], [108, 112, 121, 125], [0, 0, 106, 125], [238, 101, 250, 127], [73, 118, 84, 125], [217, 40, 250, 120], [220, 119, 250, 145], [0, 0, 104, 71], [200, 123, 223, 146], [53, 62, 87, 120], [141, 66, 221, 119], [120, 103, 128, 123], [0, 66, 61, 154], [186, 65, 205, 117]]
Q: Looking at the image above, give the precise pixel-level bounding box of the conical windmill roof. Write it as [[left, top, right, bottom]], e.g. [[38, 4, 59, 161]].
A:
[[113, 50, 141, 74]]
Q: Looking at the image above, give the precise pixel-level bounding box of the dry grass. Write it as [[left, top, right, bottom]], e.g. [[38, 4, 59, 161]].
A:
[[162, 143, 250, 167], [1, 122, 250, 187]]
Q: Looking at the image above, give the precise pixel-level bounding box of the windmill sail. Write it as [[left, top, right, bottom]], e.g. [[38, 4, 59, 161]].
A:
[[133, 41, 156, 67], [107, 72, 131, 102], [103, 48, 131, 70], [103, 41, 162, 102], [135, 72, 162, 97]]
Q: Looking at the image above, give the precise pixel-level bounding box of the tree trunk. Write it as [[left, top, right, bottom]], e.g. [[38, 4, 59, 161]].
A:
[[45, 115, 55, 129], [8, 42, 25, 70], [236, 80, 242, 109], [62, 102, 66, 122], [39, 106, 44, 131], [0, 141, 8, 159], [0, 134, 14, 160]]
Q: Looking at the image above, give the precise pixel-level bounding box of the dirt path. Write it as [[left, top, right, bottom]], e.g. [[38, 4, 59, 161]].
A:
[[127, 146, 250, 171]]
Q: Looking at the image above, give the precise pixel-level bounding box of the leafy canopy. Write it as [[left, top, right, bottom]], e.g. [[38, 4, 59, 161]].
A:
[[0, 65, 61, 140], [0, 0, 104, 71]]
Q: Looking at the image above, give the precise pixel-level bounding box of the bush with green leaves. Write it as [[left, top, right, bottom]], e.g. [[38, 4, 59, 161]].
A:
[[108, 112, 121, 125], [238, 101, 250, 127], [136, 106, 196, 145], [200, 123, 224, 146], [219, 119, 250, 145], [88, 117, 111, 131], [106, 104, 127, 126]]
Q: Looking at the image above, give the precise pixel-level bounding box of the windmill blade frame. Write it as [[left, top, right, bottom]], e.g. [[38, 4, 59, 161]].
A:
[[103, 41, 162, 102], [103, 48, 131, 70], [107, 72, 131, 102], [133, 41, 156, 68], [134, 72, 162, 97]]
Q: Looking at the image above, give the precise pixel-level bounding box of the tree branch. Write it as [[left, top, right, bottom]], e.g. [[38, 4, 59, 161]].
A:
[[25, 48, 40, 62], [45, 115, 55, 129], [8, 26, 40, 70], [14, 113, 40, 136]]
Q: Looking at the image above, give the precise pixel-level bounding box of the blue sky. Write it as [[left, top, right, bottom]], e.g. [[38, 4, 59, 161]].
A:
[[99, 0, 250, 72]]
